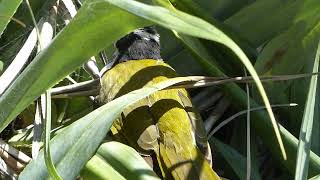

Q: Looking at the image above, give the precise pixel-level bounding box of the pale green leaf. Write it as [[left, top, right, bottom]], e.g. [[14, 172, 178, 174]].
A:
[[295, 40, 320, 180], [81, 142, 159, 180]]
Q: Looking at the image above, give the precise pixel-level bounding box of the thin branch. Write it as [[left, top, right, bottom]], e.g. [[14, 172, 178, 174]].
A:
[[0, 149, 25, 172], [208, 103, 298, 139], [52, 89, 99, 99], [0, 16, 26, 28], [204, 96, 230, 133], [0, 139, 31, 164], [51, 79, 99, 95], [49, 73, 319, 98], [171, 72, 320, 89], [0, 157, 17, 179]]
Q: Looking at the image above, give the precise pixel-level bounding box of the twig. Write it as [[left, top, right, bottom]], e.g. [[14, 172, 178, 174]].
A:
[[0, 149, 25, 172], [0, 139, 31, 164], [0, 157, 17, 179], [171, 72, 320, 89], [83, 57, 100, 79], [208, 103, 298, 139], [52, 89, 99, 99], [49, 73, 319, 99], [51, 79, 99, 95], [204, 96, 230, 133], [0, 16, 26, 28]]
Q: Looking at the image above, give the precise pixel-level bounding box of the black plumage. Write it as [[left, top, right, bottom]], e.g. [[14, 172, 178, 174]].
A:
[[114, 26, 162, 63]]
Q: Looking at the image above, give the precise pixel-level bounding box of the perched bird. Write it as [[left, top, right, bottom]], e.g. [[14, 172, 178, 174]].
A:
[[99, 26, 220, 180]]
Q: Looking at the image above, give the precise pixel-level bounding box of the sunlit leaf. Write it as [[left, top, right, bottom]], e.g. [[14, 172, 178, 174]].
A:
[[81, 142, 159, 180]]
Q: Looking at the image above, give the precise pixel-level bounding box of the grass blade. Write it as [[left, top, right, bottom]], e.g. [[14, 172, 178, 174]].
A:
[[295, 40, 320, 180]]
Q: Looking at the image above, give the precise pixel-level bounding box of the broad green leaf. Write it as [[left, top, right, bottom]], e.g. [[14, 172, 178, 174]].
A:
[[19, 76, 210, 179], [0, 0, 22, 36], [0, 1, 150, 132], [295, 40, 320, 180], [211, 138, 261, 180], [81, 142, 159, 180], [81, 155, 125, 180]]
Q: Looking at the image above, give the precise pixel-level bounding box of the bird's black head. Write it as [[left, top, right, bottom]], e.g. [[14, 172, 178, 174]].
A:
[[113, 26, 162, 63]]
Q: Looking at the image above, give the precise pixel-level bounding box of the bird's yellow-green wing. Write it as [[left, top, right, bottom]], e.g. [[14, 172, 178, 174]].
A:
[[100, 59, 220, 180]]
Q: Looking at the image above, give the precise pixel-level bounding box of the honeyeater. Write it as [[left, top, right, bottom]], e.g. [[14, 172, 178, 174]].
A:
[[99, 27, 220, 180]]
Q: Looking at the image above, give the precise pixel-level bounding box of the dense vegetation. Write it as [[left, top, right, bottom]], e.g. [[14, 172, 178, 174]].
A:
[[0, 0, 319, 179]]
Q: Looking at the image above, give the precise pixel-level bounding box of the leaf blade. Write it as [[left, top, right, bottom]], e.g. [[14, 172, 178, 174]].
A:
[[295, 40, 320, 180]]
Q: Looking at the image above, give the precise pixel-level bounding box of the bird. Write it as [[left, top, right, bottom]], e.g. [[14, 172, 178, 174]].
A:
[[99, 26, 220, 180]]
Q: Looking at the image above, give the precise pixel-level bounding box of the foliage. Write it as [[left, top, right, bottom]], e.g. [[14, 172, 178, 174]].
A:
[[0, 0, 319, 179]]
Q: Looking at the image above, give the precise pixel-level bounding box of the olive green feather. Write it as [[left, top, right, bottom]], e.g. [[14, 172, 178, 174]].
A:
[[100, 59, 220, 180]]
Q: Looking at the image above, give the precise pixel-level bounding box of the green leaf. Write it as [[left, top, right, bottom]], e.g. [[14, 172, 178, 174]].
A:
[[209, 0, 254, 21], [43, 90, 62, 179], [252, 0, 320, 136], [255, 3, 320, 75], [81, 155, 125, 180], [81, 142, 159, 180], [309, 174, 320, 180], [169, 16, 320, 177], [211, 138, 261, 180], [236, 1, 320, 176], [19, 76, 211, 179], [225, 0, 320, 47], [0, 0, 150, 132], [295, 40, 320, 180], [0, 0, 23, 37], [0, 60, 3, 73]]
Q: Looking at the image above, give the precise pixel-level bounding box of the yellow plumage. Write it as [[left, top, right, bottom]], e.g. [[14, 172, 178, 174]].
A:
[[100, 59, 220, 179]]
